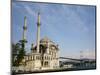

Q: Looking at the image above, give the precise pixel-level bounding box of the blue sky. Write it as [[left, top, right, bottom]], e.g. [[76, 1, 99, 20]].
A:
[[12, 1, 96, 59]]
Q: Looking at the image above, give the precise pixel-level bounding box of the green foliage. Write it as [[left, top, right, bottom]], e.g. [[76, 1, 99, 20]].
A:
[[12, 40, 26, 66], [12, 43, 21, 66]]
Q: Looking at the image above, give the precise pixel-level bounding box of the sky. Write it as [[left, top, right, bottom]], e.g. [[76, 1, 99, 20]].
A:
[[12, 1, 96, 59]]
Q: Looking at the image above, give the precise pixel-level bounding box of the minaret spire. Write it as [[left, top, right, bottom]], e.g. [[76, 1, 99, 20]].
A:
[[18, 16, 27, 64], [37, 12, 41, 53], [23, 16, 27, 41]]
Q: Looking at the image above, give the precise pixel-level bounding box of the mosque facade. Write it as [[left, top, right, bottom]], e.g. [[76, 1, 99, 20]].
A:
[[13, 12, 59, 72]]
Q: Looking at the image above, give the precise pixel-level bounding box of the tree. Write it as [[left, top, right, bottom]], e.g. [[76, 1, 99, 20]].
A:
[[12, 43, 21, 66], [12, 39, 27, 66]]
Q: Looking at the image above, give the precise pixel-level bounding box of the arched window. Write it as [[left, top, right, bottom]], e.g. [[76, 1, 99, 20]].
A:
[[44, 61, 48, 67]]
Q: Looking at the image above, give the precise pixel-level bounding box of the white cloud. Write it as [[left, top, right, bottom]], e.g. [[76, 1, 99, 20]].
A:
[[61, 4, 89, 33], [23, 5, 36, 16], [82, 49, 95, 59], [12, 2, 21, 8], [61, 49, 95, 59]]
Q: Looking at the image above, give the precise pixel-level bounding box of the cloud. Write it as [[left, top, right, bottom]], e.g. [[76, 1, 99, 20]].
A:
[[82, 49, 95, 59], [61, 49, 95, 59], [12, 2, 22, 8], [12, 2, 95, 57], [60, 4, 89, 33], [23, 5, 36, 16]]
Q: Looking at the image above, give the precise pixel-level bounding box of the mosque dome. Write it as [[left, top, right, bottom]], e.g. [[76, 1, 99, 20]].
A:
[[40, 36, 54, 44]]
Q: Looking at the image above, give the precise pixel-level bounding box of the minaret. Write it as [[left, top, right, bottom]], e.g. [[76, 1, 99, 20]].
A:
[[37, 12, 41, 53], [23, 16, 27, 41], [19, 16, 27, 61]]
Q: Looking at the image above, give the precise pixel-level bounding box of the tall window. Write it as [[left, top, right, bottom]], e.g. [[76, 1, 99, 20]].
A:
[[44, 61, 49, 67]]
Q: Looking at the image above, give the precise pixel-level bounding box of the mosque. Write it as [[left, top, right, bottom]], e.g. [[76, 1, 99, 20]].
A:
[[13, 12, 60, 71]]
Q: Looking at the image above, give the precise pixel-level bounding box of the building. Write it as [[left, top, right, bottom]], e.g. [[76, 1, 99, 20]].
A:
[[13, 12, 59, 72], [25, 37, 59, 71]]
